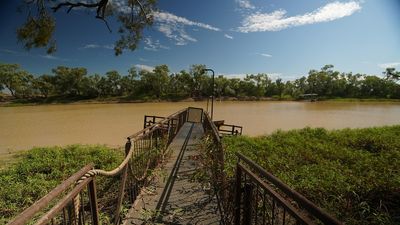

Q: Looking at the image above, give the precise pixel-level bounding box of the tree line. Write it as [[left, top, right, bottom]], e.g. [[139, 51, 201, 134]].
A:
[[0, 63, 399, 102]]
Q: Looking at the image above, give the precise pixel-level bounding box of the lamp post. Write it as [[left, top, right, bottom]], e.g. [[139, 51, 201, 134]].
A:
[[203, 68, 215, 120]]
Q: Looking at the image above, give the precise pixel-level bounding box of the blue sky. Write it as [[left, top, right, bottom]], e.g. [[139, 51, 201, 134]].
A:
[[0, 0, 400, 79]]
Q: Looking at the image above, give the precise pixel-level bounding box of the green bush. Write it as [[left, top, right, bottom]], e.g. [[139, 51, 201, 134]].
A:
[[223, 125, 400, 225]]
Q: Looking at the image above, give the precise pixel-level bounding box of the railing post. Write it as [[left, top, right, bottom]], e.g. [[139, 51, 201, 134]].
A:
[[88, 179, 99, 225], [235, 164, 242, 225], [114, 138, 131, 225], [243, 183, 254, 225]]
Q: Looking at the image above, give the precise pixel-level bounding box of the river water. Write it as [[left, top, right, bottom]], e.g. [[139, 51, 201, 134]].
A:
[[1, 101, 399, 156]]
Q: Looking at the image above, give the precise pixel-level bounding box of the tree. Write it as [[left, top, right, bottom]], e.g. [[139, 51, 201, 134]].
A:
[[120, 68, 139, 96], [153, 65, 170, 98], [105, 70, 122, 96], [33, 74, 54, 98], [275, 78, 285, 98], [0, 63, 33, 98], [17, 0, 157, 55], [360, 75, 389, 98], [80, 74, 102, 98], [52, 66, 87, 96], [383, 68, 400, 82], [190, 65, 207, 98]]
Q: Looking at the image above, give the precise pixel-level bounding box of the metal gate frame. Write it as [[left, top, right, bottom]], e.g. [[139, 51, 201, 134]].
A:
[[187, 107, 203, 123]]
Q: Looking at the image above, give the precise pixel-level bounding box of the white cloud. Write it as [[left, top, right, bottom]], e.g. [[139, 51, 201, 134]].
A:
[[0, 49, 19, 54], [135, 64, 155, 72], [221, 73, 247, 79], [40, 54, 69, 61], [378, 62, 400, 69], [221, 73, 282, 80], [81, 44, 114, 50], [224, 34, 234, 39], [1, 48, 69, 61], [143, 37, 170, 51], [236, 0, 255, 10], [109, 0, 131, 14], [153, 11, 220, 31], [257, 53, 272, 57], [238, 1, 362, 32], [0, 49, 30, 57], [41, 55, 58, 60], [153, 11, 220, 46]]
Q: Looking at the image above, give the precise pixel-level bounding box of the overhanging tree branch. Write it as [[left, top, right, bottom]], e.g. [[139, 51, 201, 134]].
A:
[[18, 0, 156, 55]]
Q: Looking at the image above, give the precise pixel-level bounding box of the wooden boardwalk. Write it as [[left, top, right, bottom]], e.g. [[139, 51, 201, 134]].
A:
[[124, 122, 220, 225]]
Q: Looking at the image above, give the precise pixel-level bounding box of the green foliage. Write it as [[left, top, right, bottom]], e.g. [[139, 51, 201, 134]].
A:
[[17, 0, 156, 55], [52, 66, 87, 96], [0, 63, 33, 97], [1, 63, 400, 103], [0, 145, 123, 223], [222, 126, 400, 224], [17, 13, 56, 54]]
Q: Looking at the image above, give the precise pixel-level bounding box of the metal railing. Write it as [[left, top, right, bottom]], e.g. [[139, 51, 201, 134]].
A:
[[9, 108, 189, 225], [143, 115, 166, 128], [234, 153, 342, 225], [218, 124, 243, 136], [201, 111, 342, 225]]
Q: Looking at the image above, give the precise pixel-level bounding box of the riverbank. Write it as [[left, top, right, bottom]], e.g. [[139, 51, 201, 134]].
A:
[[0, 145, 124, 224], [2, 125, 399, 224], [1, 95, 400, 107], [223, 125, 400, 225]]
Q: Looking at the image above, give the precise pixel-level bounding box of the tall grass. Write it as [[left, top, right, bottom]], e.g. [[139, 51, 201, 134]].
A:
[[0, 145, 123, 224], [223, 125, 400, 225]]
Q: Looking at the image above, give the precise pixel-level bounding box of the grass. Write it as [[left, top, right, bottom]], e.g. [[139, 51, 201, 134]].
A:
[[222, 125, 400, 225], [0, 145, 124, 224]]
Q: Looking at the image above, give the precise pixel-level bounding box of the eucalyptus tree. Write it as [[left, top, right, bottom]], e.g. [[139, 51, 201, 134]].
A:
[[0, 63, 33, 98], [33, 74, 54, 98], [384, 68, 400, 82], [17, 0, 157, 55], [52, 66, 87, 96], [105, 70, 122, 96], [120, 68, 139, 96]]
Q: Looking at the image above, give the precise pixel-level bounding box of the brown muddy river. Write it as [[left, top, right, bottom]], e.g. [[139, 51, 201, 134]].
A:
[[1, 101, 400, 156]]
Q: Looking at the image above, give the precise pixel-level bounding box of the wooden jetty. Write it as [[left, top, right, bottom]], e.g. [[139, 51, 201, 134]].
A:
[[9, 107, 341, 225]]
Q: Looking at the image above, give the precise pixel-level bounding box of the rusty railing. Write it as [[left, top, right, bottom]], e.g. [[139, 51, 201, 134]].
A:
[[143, 115, 166, 128], [218, 124, 243, 136], [202, 110, 341, 225], [9, 108, 189, 225], [234, 152, 342, 225]]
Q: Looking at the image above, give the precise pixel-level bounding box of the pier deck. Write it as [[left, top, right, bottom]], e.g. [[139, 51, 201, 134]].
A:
[[124, 122, 220, 225]]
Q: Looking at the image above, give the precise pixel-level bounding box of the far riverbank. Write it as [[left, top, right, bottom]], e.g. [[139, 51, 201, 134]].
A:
[[1, 95, 400, 107]]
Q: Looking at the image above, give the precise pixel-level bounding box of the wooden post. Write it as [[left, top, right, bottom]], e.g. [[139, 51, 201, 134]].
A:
[[114, 138, 131, 225], [234, 165, 242, 225], [88, 180, 99, 225], [243, 183, 254, 225]]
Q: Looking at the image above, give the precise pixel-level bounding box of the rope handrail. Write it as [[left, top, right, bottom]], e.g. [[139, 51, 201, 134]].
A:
[[78, 108, 187, 179], [9, 107, 192, 225]]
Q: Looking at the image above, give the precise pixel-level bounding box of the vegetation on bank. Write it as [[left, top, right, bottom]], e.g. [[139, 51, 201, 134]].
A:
[[0, 145, 124, 224], [1, 63, 400, 105], [223, 125, 400, 225]]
